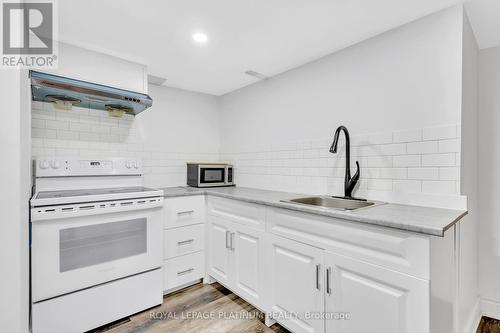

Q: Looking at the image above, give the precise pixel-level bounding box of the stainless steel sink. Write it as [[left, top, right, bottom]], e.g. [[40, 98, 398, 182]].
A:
[[281, 196, 383, 211]]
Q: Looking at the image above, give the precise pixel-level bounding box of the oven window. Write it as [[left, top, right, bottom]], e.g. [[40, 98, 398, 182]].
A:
[[201, 168, 225, 183], [59, 218, 147, 272]]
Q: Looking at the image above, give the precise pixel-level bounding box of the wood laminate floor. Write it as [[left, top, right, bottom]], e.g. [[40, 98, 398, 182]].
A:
[[477, 317, 500, 333], [92, 282, 290, 333]]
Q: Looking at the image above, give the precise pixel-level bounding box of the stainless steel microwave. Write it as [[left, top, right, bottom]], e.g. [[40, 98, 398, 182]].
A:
[[187, 163, 234, 187]]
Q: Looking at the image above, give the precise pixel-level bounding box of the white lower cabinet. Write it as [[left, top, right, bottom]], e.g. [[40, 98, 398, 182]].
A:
[[200, 197, 456, 333], [163, 196, 206, 293], [266, 234, 325, 333], [232, 223, 265, 308], [207, 214, 265, 309], [207, 216, 233, 286], [265, 234, 430, 333], [324, 251, 429, 333], [163, 251, 205, 291]]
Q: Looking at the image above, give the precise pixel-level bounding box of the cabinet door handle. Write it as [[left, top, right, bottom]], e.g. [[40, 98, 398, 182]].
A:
[[177, 239, 194, 246], [316, 264, 321, 290], [177, 210, 194, 216], [177, 268, 194, 276], [230, 232, 235, 250], [326, 267, 332, 295], [225, 230, 231, 249]]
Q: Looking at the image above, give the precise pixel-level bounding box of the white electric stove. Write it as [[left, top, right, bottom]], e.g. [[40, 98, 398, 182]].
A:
[[30, 157, 164, 333]]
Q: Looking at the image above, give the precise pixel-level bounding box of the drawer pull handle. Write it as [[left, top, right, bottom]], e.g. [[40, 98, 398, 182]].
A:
[[225, 231, 231, 249], [177, 239, 194, 246], [316, 264, 321, 290], [177, 210, 195, 216], [177, 268, 194, 276], [326, 267, 332, 295], [230, 232, 235, 250]]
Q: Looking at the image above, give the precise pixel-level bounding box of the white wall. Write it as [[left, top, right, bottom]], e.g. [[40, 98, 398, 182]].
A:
[[0, 70, 31, 333], [46, 42, 148, 94], [32, 84, 220, 188], [219, 6, 466, 208], [459, 12, 480, 332], [478, 45, 500, 315]]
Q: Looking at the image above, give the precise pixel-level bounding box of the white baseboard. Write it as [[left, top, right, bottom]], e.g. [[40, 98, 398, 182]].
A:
[[464, 299, 481, 333], [481, 298, 500, 320]]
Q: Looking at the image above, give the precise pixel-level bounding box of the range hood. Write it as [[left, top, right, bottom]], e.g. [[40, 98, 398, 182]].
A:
[[30, 71, 153, 116]]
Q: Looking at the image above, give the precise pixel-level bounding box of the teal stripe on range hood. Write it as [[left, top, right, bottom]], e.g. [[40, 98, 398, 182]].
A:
[[30, 71, 153, 115]]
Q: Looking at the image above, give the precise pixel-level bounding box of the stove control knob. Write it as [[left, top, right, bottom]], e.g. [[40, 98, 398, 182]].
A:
[[125, 161, 132, 169], [51, 161, 60, 169], [39, 160, 50, 169], [133, 162, 139, 169]]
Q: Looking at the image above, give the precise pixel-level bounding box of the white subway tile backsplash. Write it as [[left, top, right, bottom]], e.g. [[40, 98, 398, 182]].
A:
[[99, 133, 120, 143], [32, 128, 56, 139], [69, 122, 91, 132], [393, 180, 422, 193], [91, 125, 111, 134], [393, 155, 421, 167], [45, 120, 69, 130], [408, 168, 439, 180], [365, 156, 393, 167], [55, 112, 80, 122], [32, 119, 45, 129], [366, 179, 393, 191], [222, 124, 461, 197], [407, 141, 438, 154], [422, 181, 458, 195], [79, 132, 100, 142], [32, 110, 56, 120], [31, 104, 461, 198], [438, 138, 461, 153], [439, 167, 460, 181], [379, 168, 407, 179], [57, 130, 79, 140], [377, 143, 407, 156], [421, 153, 456, 167]]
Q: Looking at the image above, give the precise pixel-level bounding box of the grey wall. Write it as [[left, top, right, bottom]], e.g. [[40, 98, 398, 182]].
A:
[[478, 45, 500, 310]]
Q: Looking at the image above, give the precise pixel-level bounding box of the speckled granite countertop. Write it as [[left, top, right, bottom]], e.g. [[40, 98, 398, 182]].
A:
[[159, 186, 467, 237]]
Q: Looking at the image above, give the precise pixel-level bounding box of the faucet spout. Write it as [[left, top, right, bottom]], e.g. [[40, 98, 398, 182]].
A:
[[329, 125, 360, 198]]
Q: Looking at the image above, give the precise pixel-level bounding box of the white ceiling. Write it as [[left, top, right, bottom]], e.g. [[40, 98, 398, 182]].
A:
[[59, 0, 497, 96]]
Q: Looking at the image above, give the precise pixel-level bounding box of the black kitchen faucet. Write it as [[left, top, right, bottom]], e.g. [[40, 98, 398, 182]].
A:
[[329, 125, 360, 198]]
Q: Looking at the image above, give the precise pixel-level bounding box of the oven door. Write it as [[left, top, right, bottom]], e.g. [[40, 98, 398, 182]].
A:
[[31, 205, 163, 302], [199, 165, 225, 186]]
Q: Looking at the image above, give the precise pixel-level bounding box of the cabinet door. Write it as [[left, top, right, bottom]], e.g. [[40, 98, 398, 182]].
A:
[[266, 234, 325, 333], [325, 252, 429, 333], [232, 223, 264, 309], [207, 216, 232, 286]]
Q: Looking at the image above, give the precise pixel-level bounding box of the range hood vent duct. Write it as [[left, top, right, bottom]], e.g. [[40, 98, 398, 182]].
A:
[[30, 71, 153, 116]]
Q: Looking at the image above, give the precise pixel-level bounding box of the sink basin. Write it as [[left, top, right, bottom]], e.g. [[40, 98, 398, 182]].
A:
[[282, 196, 383, 211]]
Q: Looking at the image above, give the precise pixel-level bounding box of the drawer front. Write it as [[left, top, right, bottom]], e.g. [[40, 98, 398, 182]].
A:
[[164, 196, 205, 229], [164, 224, 205, 259], [163, 251, 205, 292], [207, 197, 266, 231], [267, 207, 430, 279]]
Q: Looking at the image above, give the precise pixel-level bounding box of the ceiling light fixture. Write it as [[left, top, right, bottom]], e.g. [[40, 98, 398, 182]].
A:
[[192, 32, 208, 43]]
